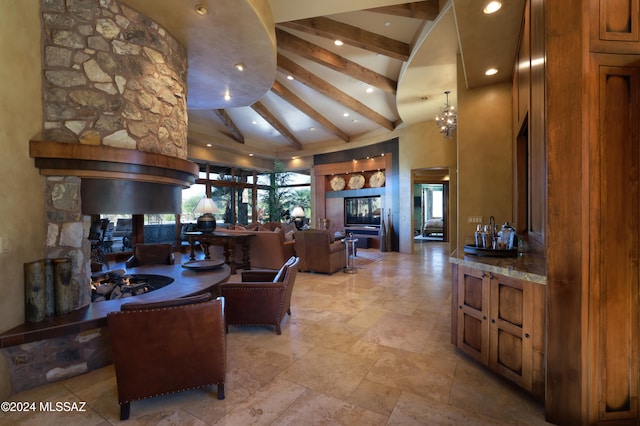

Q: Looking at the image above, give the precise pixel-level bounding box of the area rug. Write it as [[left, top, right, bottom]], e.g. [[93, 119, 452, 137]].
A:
[[352, 249, 390, 268]]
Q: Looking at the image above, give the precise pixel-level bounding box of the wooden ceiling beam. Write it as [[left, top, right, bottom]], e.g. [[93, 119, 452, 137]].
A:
[[271, 80, 350, 142], [275, 28, 397, 95], [279, 17, 410, 62], [250, 101, 304, 150], [366, 0, 440, 21], [212, 109, 244, 144], [278, 54, 395, 131]]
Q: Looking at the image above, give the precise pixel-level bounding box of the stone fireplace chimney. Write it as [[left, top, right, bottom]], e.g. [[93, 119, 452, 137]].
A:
[[31, 0, 197, 310]]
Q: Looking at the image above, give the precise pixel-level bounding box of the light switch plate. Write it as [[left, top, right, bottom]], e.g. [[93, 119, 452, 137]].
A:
[[467, 216, 483, 224]]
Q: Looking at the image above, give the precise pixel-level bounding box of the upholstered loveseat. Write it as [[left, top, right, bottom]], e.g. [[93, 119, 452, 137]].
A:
[[205, 223, 296, 270]]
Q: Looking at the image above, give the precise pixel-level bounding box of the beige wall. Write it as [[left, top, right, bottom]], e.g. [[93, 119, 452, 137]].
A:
[[0, 0, 45, 396], [395, 59, 513, 254], [456, 77, 513, 251], [397, 120, 457, 253]]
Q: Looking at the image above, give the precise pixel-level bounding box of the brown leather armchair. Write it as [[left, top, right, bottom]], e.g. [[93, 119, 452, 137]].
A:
[[107, 293, 226, 420], [125, 243, 175, 268], [217, 256, 299, 335], [294, 229, 346, 274]]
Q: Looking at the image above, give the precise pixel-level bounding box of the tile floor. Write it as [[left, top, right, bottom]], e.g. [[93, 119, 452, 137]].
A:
[[1, 242, 552, 425]]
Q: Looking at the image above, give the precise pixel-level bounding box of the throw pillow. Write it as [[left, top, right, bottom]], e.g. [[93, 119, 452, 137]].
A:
[[284, 230, 295, 241]]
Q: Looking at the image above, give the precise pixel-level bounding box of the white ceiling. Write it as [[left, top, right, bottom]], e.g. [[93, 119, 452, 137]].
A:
[[118, 0, 524, 160]]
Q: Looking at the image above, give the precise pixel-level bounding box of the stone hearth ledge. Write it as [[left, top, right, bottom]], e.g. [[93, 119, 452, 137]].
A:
[[0, 263, 231, 348]]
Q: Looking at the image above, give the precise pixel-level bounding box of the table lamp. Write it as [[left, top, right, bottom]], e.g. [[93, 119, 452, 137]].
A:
[[194, 198, 217, 232], [291, 206, 305, 230]]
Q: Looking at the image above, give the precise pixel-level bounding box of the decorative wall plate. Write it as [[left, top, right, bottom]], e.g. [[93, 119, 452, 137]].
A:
[[348, 174, 365, 190], [329, 175, 345, 191], [369, 170, 385, 188]]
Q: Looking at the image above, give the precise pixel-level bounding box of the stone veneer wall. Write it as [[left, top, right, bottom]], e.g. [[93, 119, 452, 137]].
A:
[[44, 176, 91, 308], [3, 328, 111, 394], [41, 0, 188, 158], [0, 1, 190, 395], [36, 0, 189, 312]]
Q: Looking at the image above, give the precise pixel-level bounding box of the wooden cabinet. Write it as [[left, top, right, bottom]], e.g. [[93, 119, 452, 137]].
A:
[[454, 265, 544, 399], [589, 0, 640, 54], [456, 266, 490, 364]]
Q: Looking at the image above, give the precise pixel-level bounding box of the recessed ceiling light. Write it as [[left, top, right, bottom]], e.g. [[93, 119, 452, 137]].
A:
[[365, 87, 374, 93], [384, 21, 391, 27], [485, 68, 498, 76], [483, 1, 502, 14], [343, 112, 349, 117], [251, 120, 258, 125], [309, 127, 316, 131], [334, 40, 344, 46], [194, 4, 209, 15], [249, 153, 254, 157], [206, 143, 212, 147], [234, 63, 245, 72], [286, 75, 294, 80], [223, 91, 231, 101]]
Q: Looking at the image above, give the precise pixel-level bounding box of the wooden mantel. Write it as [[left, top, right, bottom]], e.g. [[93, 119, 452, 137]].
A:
[[29, 140, 199, 187]]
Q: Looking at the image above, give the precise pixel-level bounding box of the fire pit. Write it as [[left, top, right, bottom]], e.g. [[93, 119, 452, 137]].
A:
[[91, 270, 174, 302]]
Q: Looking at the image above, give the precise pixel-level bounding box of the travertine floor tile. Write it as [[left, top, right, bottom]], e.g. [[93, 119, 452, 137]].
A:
[[3, 244, 549, 425], [274, 389, 387, 425], [279, 346, 374, 399], [387, 391, 512, 425]]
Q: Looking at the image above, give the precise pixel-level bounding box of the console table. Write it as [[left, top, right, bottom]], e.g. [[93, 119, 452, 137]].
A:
[[185, 231, 255, 274]]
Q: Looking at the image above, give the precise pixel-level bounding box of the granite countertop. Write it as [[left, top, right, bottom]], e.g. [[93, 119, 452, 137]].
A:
[[449, 249, 546, 285]]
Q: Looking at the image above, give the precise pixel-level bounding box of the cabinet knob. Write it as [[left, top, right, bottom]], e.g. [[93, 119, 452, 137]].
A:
[[525, 333, 530, 339], [489, 273, 495, 280], [459, 305, 462, 309], [481, 273, 486, 278], [483, 315, 487, 320], [491, 319, 495, 323]]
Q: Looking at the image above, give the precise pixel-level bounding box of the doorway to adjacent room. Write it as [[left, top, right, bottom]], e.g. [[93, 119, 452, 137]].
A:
[[413, 168, 450, 243]]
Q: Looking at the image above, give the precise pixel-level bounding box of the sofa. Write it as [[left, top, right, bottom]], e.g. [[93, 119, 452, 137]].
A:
[[294, 229, 346, 274], [204, 223, 296, 271]]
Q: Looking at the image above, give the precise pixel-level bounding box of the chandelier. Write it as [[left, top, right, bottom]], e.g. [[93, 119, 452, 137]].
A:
[[435, 90, 457, 139]]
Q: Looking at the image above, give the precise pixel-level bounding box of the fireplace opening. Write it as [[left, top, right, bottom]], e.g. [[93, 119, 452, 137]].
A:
[[91, 271, 174, 302]]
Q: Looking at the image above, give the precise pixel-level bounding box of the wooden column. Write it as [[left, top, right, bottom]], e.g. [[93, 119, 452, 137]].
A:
[[545, 0, 586, 422]]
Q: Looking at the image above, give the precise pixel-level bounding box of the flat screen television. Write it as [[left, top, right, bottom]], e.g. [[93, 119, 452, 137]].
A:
[[344, 196, 381, 227]]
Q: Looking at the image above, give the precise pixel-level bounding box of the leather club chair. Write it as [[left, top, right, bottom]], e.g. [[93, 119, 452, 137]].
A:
[[217, 256, 299, 335], [294, 229, 346, 274], [107, 293, 226, 420], [125, 243, 175, 268]]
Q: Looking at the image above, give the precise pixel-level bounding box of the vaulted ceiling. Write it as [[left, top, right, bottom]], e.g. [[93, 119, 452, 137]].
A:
[[119, 0, 524, 162]]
